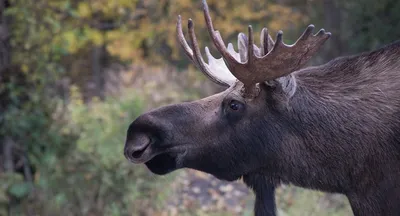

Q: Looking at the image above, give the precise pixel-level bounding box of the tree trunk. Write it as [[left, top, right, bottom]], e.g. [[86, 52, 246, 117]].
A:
[[3, 137, 14, 172], [0, 0, 10, 76], [92, 45, 105, 99]]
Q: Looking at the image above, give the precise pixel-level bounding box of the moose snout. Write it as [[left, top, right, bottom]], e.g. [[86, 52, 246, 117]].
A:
[[124, 133, 152, 163], [124, 106, 180, 164]]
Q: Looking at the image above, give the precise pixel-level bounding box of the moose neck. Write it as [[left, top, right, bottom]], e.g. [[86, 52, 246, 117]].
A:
[[260, 41, 400, 215], [243, 174, 276, 216]]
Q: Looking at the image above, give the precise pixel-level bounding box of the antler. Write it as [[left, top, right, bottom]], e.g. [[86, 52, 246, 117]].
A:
[[202, 0, 331, 97], [177, 0, 331, 98], [176, 15, 237, 87]]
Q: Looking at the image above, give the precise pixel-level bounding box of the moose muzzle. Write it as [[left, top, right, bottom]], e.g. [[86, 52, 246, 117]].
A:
[[124, 133, 153, 163]]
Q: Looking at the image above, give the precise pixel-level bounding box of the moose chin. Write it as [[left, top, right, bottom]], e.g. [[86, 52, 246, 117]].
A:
[[124, 0, 400, 215]]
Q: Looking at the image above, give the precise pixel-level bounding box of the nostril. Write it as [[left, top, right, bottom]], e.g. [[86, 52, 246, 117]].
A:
[[131, 145, 148, 158], [125, 134, 152, 160]]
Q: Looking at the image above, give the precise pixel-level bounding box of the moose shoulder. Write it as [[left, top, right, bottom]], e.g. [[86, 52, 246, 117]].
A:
[[123, 0, 400, 215]]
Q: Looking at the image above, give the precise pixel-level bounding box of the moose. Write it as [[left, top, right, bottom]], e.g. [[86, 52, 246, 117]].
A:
[[124, 0, 400, 215]]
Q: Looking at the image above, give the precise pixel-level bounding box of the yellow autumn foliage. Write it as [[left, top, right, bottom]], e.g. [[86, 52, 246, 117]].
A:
[[63, 31, 80, 54], [77, 2, 91, 18], [11, 0, 308, 68], [85, 28, 104, 46]]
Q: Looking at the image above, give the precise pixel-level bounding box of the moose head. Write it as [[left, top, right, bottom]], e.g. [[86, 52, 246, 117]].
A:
[[124, 0, 330, 181], [124, 0, 400, 215]]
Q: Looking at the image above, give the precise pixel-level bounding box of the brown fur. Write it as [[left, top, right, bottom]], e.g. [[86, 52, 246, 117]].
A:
[[124, 40, 400, 216], [279, 40, 400, 215]]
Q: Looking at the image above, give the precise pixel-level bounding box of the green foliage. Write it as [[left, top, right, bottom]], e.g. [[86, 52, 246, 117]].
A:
[[1, 98, 71, 164], [0, 173, 28, 215], [8, 182, 32, 199], [288, 0, 400, 56], [28, 87, 175, 215], [67, 86, 143, 169], [342, 0, 400, 52]]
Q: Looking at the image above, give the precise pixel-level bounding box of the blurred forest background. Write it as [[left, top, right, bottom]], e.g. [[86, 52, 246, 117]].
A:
[[0, 0, 399, 215]]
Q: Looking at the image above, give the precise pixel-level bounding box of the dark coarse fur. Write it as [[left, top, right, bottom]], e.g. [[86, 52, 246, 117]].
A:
[[124, 40, 400, 216], [275, 40, 400, 215]]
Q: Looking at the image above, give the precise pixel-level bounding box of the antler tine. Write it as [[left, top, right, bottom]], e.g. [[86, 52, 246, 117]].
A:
[[271, 30, 284, 52], [237, 32, 263, 60], [176, 15, 195, 64], [176, 14, 236, 87], [187, 19, 212, 81], [260, 28, 275, 56], [202, 0, 241, 69], [188, 19, 236, 87], [238, 33, 248, 62], [244, 25, 331, 84], [270, 24, 331, 68], [299, 24, 315, 40], [247, 25, 255, 65]]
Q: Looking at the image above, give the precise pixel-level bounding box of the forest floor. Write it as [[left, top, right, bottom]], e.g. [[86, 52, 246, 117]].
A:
[[166, 169, 253, 216], [160, 169, 353, 216]]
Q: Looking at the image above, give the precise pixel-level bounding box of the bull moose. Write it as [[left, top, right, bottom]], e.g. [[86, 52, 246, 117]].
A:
[[123, 0, 400, 215]]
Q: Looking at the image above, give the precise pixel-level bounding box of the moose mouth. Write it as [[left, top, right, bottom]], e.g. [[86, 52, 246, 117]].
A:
[[124, 136, 184, 175], [144, 151, 180, 175]]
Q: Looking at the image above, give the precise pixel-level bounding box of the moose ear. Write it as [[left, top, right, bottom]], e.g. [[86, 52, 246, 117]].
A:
[[265, 74, 297, 100]]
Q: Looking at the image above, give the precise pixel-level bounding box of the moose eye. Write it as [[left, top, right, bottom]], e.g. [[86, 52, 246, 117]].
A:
[[229, 100, 243, 111]]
